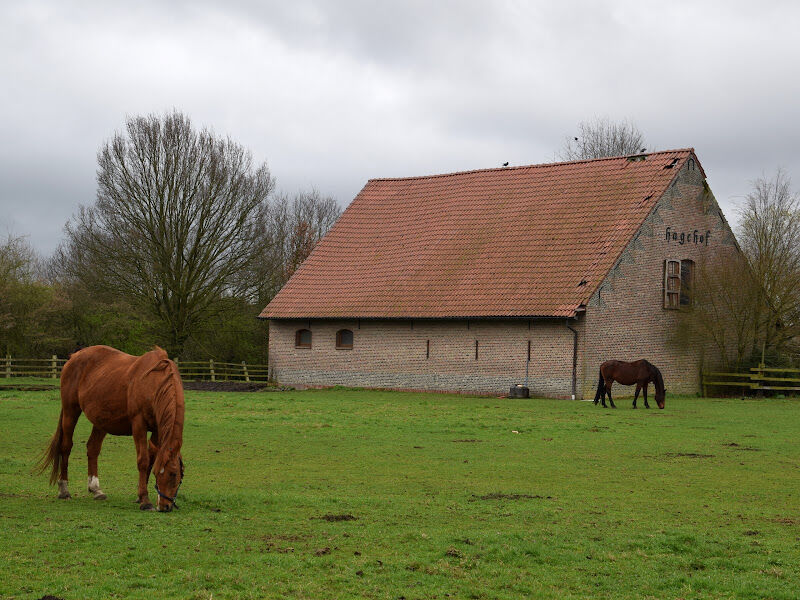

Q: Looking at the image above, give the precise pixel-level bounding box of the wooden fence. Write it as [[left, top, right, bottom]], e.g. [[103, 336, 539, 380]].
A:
[[702, 366, 800, 396], [174, 359, 270, 382], [2, 356, 65, 379], [1, 355, 270, 383]]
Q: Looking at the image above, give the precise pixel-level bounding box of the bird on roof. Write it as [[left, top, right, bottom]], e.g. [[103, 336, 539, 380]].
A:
[[640, 148, 647, 153], [502, 162, 509, 167]]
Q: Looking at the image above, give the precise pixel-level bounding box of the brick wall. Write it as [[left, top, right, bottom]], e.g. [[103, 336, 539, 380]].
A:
[[580, 159, 739, 398], [268, 318, 583, 397]]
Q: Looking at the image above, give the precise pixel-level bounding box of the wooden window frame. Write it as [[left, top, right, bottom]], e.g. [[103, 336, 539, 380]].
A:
[[664, 259, 680, 309], [336, 329, 353, 350], [664, 259, 695, 309], [295, 329, 312, 348]]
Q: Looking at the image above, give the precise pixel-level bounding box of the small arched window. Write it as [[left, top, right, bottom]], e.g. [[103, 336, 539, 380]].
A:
[[295, 329, 312, 348], [336, 329, 353, 349]]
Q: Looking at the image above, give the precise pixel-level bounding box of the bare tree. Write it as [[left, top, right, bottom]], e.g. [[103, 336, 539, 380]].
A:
[[737, 169, 800, 361], [676, 169, 800, 369], [58, 111, 275, 356], [252, 188, 341, 306], [559, 117, 647, 161], [675, 254, 761, 370]]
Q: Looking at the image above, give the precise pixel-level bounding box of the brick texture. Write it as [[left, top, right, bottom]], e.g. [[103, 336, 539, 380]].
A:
[[269, 318, 582, 397]]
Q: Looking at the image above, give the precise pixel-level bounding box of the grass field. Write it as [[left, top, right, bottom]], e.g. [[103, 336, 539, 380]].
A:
[[1, 383, 799, 599]]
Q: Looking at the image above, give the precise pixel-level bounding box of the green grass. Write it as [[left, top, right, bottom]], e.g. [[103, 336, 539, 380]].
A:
[[1, 384, 799, 599]]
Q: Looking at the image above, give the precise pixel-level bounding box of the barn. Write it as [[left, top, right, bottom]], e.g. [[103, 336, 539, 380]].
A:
[[260, 149, 739, 398]]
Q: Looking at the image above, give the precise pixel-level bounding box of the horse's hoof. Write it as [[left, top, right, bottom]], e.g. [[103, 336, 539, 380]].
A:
[[58, 492, 72, 500], [93, 493, 107, 501], [140, 502, 155, 511]]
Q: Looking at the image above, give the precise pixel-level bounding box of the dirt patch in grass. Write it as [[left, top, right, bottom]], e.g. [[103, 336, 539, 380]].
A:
[[662, 453, 715, 459], [38, 596, 65, 600], [315, 513, 357, 522], [0, 385, 58, 391], [471, 493, 552, 501], [261, 533, 307, 542], [771, 517, 798, 525], [723, 442, 761, 451], [452, 439, 481, 443]]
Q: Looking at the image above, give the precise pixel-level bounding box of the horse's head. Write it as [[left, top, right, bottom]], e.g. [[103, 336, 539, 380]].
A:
[[154, 447, 184, 512], [655, 387, 666, 410]]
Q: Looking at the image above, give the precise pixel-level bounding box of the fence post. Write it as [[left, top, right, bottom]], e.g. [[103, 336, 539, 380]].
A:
[[209, 359, 215, 382], [51, 355, 58, 379], [4, 355, 10, 379], [241, 361, 250, 382]]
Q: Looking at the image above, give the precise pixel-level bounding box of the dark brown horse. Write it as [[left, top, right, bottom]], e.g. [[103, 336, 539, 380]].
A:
[[593, 359, 665, 409], [38, 345, 185, 511]]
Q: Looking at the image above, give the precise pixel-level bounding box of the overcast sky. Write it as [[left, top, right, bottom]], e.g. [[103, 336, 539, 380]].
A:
[[2, 1, 799, 254]]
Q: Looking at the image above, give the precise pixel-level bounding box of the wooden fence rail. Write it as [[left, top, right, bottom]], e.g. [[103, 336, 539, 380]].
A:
[[702, 366, 800, 396], [1, 356, 270, 383]]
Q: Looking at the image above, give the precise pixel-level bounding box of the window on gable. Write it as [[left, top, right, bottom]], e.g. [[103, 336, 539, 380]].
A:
[[295, 329, 312, 348], [336, 329, 353, 349], [663, 259, 694, 309], [680, 259, 694, 306]]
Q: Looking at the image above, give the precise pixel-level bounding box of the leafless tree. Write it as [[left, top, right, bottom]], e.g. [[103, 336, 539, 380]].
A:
[[675, 254, 761, 370], [58, 111, 275, 356], [677, 169, 800, 368], [559, 118, 647, 161], [737, 169, 800, 361], [251, 188, 341, 306]]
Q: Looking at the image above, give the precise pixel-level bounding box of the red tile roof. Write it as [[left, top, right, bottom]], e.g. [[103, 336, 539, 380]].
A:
[[261, 149, 699, 319]]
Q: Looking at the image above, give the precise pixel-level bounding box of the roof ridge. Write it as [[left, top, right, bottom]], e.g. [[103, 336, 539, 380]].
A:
[[369, 148, 696, 183]]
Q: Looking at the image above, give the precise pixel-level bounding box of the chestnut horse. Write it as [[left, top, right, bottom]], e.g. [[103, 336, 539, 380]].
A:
[[38, 345, 185, 511], [593, 359, 666, 409]]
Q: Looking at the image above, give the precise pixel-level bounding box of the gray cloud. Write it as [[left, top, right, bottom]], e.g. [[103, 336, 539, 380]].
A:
[[2, 1, 799, 253]]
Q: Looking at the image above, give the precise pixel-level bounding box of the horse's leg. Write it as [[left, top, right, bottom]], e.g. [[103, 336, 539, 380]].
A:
[[132, 436, 159, 504], [132, 419, 155, 511], [600, 378, 609, 407], [643, 383, 650, 409], [86, 426, 108, 500], [633, 384, 641, 409], [147, 434, 160, 486], [606, 382, 616, 409], [57, 407, 81, 499]]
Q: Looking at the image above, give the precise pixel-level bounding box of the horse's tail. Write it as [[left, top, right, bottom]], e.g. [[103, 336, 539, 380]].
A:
[[593, 367, 605, 404], [36, 409, 64, 485]]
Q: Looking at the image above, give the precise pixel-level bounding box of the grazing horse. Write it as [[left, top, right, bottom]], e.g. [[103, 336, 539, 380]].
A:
[[593, 359, 666, 410], [38, 345, 185, 511]]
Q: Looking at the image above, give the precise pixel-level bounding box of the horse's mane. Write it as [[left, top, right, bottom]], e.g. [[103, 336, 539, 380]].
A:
[[650, 363, 665, 393], [147, 357, 184, 455]]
